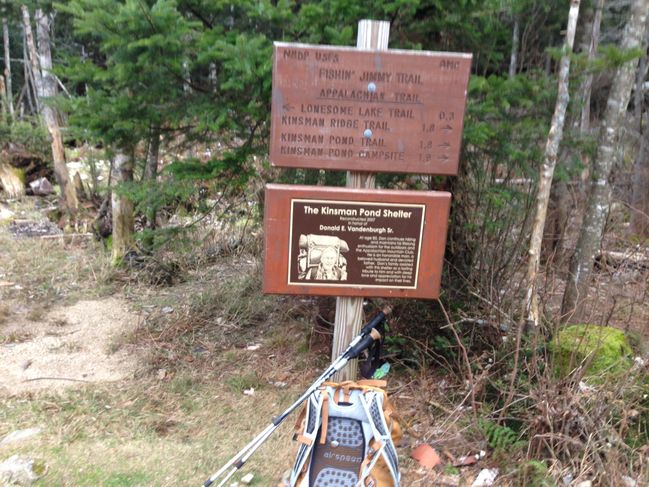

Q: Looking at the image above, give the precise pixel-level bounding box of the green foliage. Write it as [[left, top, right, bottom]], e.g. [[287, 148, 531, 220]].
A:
[[56, 0, 196, 149], [226, 373, 264, 393], [591, 45, 645, 71], [514, 460, 552, 487], [448, 72, 555, 304], [478, 419, 525, 451], [0, 119, 51, 161], [442, 464, 460, 476]]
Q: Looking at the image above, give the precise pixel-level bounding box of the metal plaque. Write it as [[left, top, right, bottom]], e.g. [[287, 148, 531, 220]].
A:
[[263, 184, 451, 299], [270, 42, 472, 175]]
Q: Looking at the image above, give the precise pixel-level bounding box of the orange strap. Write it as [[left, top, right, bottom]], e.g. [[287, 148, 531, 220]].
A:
[[356, 379, 387, 388], [320, 394, 329, 445], [343, 385, 351, 403], [296, 434, 313, 446], [358, 438, 383, 482]]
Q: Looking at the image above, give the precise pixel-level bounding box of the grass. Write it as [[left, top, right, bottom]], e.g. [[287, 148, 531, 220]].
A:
[[0, 377, 299, 486], [0, 303, 10, 325], [0, 218, 308, 485], [0, 221, 115, 307]]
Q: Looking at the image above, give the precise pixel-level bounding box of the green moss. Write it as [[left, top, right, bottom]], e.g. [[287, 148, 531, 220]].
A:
[[32, 460, 47, 476], [552, 324, 633, 378]]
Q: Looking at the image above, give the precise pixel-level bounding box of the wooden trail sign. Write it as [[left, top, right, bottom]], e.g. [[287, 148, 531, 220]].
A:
[[270, 42, 472, 175], [263, 184, 451, 299]]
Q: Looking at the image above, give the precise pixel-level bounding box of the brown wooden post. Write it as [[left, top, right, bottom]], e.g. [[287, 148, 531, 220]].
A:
[[331, 20, 390, 382]]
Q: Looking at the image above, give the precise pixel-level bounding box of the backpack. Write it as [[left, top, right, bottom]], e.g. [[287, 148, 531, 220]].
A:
[[289, 380, 401, 487]]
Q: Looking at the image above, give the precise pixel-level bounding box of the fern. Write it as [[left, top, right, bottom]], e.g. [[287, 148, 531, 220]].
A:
[[478, 419, 525, 451]]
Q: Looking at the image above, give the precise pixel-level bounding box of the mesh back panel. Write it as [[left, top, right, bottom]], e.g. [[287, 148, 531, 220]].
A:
[[314, 467, 358, 486], [326, 417, 363, 447]]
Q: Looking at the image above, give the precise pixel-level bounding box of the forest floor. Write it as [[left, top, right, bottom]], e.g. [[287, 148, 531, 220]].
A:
[[0, 197, 489, 487], [1, 196, 648, 487]]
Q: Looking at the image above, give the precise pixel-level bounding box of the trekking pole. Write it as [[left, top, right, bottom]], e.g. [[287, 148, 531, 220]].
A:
[[202, 306, 391, 487]]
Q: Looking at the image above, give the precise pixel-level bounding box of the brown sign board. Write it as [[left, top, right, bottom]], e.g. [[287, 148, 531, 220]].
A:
[[263, 184, 451, 299], [270, 42, 472, 175]]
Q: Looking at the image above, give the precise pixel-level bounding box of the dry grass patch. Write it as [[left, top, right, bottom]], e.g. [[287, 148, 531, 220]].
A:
[[0, 374, 301, 486], [0, 225, 115, 307]]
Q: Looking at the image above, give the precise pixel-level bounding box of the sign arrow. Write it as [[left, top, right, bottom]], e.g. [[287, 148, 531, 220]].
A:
[[437, 155, 450, 163], [438, 142, 451, 149], [283, 103, 294, 112], [441, 124, 453, 133]]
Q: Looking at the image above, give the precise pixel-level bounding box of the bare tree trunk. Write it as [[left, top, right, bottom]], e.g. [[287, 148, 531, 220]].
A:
[[143, 128, 160, 181], [579, 0, 604, 134], [630, 118, 649, 236], [21, 12, 42, 113], [3, 16, 13, 117], [111, 150, 135, 265], [22, 26, 36, 114], [509, 17, 520, 78], [634, 49, 648, 130], [523, 0, 580, 329], [0, 75, 7, 117], [561, 0, 649, 323], [142, 127, 160, 249], [22, 6, 78, 215]]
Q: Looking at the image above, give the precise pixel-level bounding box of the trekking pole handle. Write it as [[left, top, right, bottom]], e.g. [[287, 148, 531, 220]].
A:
[[360, 305, 391, 336], [346, 328, 382, 359]]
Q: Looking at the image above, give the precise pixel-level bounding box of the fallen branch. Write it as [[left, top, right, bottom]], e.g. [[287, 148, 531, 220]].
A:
[[595, 249, 649, 270]]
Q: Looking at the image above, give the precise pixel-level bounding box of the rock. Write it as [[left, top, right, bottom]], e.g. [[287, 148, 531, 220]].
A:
[[28, 178, 53, 196], [575, 481, 592, 487], [0, 428, 41, 446], [243, 388, 255, 396], [161, 306, 174, 314], [621, 476, 637, 487], [472, 468, 499, 487], [0, 455, 43, 485], [0, 205, 14, 222], [551, 325, 632, 378], [241, 473, 254, 484], [246, 344, 261, 351]]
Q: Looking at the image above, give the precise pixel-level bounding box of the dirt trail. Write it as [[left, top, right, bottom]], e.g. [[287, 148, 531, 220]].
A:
[[0, 297, 140, 395]]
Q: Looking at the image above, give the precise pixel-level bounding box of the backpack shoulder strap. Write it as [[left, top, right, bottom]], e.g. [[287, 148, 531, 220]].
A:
[[356, 390, 401, 486], [290, 391, 325, 485]]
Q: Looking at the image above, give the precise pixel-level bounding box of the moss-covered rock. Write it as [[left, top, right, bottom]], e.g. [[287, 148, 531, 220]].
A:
[[552, 324, 633, 378]]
